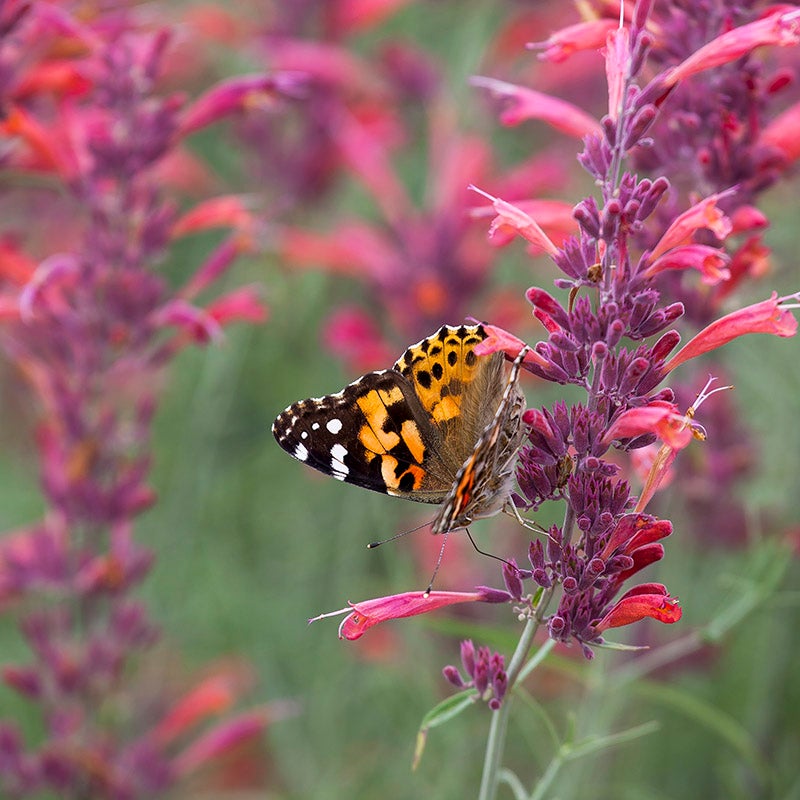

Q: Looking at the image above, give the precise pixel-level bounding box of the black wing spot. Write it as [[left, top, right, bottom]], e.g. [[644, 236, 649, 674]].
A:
[[416, 369, 432, 389], [447, 350, 458, 367], [398, 471, 416, 492], [465, 350, 477, 367], [431, 362, 443, 380]]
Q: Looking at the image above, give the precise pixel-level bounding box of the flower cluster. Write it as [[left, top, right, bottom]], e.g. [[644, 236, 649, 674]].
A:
[[443, 640, 508, 710], [0, 4, 287, 797], [313, 2, 800, 689]]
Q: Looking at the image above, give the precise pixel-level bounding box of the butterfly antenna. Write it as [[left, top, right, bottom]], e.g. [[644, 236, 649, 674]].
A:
[[424, 530, 450, 596], [367, 520, 432, 549]]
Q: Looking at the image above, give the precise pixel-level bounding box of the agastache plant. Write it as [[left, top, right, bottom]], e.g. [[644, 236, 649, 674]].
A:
[[310, 3, 800, 798], [0, 5, 293, 797]]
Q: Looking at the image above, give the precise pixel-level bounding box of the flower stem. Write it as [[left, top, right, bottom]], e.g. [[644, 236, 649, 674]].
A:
[[478, 582, 556, 800], [478, 616, 536, 800]]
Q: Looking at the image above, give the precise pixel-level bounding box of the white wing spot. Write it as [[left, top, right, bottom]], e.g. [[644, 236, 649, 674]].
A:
[[301, 431, 308, 439], [327, 418, 343, 434], [312, 422, 320, 430], [294, 443, 309, 462], [330, 443, 349, 479]]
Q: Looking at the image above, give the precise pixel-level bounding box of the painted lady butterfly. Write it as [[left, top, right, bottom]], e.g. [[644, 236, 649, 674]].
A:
[[272, 324, 528, 534]]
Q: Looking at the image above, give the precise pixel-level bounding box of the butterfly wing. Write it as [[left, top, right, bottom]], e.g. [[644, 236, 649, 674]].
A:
[[430, 345, 529, 534], [272, 370, 453, 502]]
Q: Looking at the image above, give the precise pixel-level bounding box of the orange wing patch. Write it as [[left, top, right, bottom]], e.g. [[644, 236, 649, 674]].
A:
[[395, 324, 488, 424]]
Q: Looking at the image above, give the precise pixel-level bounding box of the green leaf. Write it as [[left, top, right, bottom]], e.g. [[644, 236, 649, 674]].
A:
[[592, 640, 651, 652], [412, 690, 475, 770]]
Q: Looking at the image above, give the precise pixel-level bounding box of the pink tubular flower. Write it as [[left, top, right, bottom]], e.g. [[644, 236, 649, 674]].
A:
[[469, 185, 560, 256], [179, 73, 301, 137], [594, 584, 682, 632], [469, 76, 602, 139], [529, 18, 618, 63], [648, 193, 733, 261], [606, 26, 630, 122], [310, 588, 511, 641], [663, 8, 800, 88], [473, 323, 551, 372], [206, 286, 267, 327], [603, 401, 697, 450], [664, 292, 799, 374], [173, 708, 270, 777], [760, 99, 800, 162], [641, 244, 731, 285], [172, 195, 256, 238], [469, 199, 577, 248]]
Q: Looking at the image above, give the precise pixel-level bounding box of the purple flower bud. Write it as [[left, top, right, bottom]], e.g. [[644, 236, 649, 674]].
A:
[[460, 640, 475, 676], [588, 558, 605, 577], [607, 319, 625, 347], [563, 576, 578, 594], [529, 539, 545, 570], [624, 105, 657, 150], [549, 615, 566, 637], [638, 176, 670, 220], [533, 569, 552, 588], [474, 657, 489, 695], [502, 562, 524, 600], [601, 200, 622, 238], [602, 115, 617, 147], [608, 554, 635, 572], [618, 357, 649, 396], [492, 669, 508, 704], [650, 329, 682, 363], [592, 341, 608, 363], [547, 527, 563, 563], [442, 665, 465, 688], [573, 199, 601, 237]]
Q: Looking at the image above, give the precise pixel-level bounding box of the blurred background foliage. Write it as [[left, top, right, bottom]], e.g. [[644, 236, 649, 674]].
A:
[[1, 1, 799, 798]]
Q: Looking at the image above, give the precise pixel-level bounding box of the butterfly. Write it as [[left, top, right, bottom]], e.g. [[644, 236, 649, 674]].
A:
[[272, 324, 528, 534]]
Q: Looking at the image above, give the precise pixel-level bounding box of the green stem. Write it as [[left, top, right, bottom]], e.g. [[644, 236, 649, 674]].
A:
[[478, 578, 558, 800], [478, 616, 538, 800]]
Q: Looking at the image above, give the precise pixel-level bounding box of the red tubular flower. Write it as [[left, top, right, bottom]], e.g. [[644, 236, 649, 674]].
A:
[[311, 588, 510, 641], [594, 583, 682, 632], [470, 76, 602, 138], [599, 514, 673, 562], [664, 292, 799, 374], [663, 8, 800, 88]]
